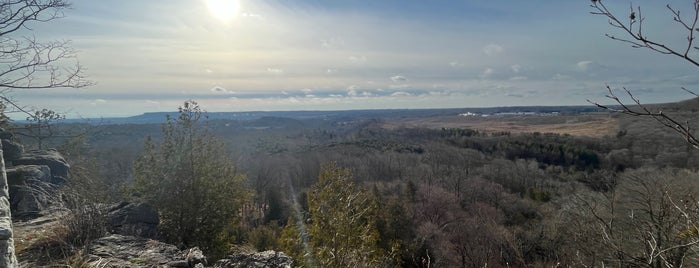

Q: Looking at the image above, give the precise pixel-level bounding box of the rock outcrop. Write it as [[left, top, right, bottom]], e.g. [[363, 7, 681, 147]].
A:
[[0, 140, 21, 163], [214, 251, 294, 268], [0, 137, 18, 267], [86, 234, 206, 268], [13, 149, 69, 184], [107, 201, 159, 239], [5, 165, 52, 220], [0, 145, 70, 219]]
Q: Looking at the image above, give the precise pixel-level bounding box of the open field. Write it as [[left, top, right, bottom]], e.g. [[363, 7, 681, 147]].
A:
[[382, 114, 619, 137]]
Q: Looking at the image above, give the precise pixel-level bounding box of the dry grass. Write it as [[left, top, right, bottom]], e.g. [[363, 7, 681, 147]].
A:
[[382, 114, 618, 137]]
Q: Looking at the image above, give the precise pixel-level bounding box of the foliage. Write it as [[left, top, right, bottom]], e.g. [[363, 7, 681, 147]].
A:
[[132, 100, 251, 259], [22, 108, 64, 149], [280, 163, 390, 268]]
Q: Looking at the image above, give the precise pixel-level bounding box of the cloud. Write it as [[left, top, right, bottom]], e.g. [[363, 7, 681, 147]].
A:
[[479, 67, 494, 79], [576, 60, 594, 71], [511, 64, 521, 73], [210, 86, 235, 94], [483, 44, 504, 56], [390, 75, 407, 82], [449, 61, 463, 67], [267, 68, 284, 74], [389, 84, 410, 89], [348, 55, 367, 63], [241, 12, 264, 20], [326, 68, 338, 74], [320, 38, 345, 48], [552, 73, 572, 80], [505, 92, 524, 98], [90, 99, 107, 106], [347, 85, 359, 91], [509, 76, 528, 81], [302, 88, 313, 94], [145, 100, 160, 105], [347, 88, 358, 97], [390, 91, 412, 97]]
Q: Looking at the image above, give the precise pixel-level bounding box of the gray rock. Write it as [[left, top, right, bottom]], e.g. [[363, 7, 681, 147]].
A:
[[0, 140, 22, 163], [107, 201, 159, 239], [86, 234, 205, 268], [215, 251, 294, 268], [6, 165, 53, 220], [0, 141, 19, 267], [14, 149, 69, 183], [186, 247, 207, 267]]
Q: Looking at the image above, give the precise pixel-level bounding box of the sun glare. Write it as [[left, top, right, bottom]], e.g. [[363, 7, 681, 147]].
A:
[[206, 0, 240, 22]]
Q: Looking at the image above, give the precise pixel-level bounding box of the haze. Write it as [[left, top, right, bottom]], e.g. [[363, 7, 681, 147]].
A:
[[11, 0, 699, 118]]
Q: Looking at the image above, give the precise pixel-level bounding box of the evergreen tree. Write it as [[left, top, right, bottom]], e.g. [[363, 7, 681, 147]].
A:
[[132, 100, 251, 258], [279, 163, 391, 267]]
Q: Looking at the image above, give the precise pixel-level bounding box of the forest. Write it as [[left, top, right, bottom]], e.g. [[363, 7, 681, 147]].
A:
[[11, 97, 699, 267]]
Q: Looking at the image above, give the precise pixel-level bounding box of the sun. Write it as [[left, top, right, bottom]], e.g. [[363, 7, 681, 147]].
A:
[[205, 0, 240, 22]]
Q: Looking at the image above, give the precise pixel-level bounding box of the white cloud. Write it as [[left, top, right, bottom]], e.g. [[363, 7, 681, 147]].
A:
[[241, 12, 264, 20], [483, 44, 504, 56], [576, 60, 594, 71], [479, 67, 494, 79], [326, 68, 338, 74], [389, 84, 409, 89], [267, 68, 284, 74], [552, 74, 572, 80], [511, 64, 521, 73], [90, 99, 107, 106], [348, 55, 367, 63], [390, 75, 407, 82], [302, 88, 313, 94], [146, 100, 160, 105], [347, 85, 359, 91], [210, 86, 235, 94], [390, 91, 412, 97], [347, 88, 358, 97], [449, 61, 463, 67], [510, 76, 528, 81]]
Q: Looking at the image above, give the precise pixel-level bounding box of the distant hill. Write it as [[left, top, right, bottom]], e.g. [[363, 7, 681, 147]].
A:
[[61, 106, 608, 125]]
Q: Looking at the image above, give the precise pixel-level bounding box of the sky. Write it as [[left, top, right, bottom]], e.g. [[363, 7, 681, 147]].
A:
[[8, 0, 699, 118]]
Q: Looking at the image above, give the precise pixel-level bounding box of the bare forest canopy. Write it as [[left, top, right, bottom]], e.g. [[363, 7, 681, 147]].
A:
[[14, 96, 699, 266]]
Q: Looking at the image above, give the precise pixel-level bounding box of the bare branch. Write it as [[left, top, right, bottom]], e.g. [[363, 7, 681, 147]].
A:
[[590, 1, 699, 68], [588, 85, 699, 149]]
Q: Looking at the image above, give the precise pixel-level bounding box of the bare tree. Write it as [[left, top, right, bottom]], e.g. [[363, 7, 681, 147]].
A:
[[568, 169, 699, 267], [0, 0, 90, 121], [588, 0, 699, 149]]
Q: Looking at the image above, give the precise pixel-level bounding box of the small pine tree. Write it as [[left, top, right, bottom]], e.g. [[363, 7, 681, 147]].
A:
[[307, 163, 386, 267], [132, 100, 251, 258]]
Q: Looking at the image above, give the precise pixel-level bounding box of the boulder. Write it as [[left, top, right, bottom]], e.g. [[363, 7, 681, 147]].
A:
[[107, 201, 159, 239], [86, 234, 205, 268], [14, 149, 69, 184], [6, 165, 53, 220], [215, 251, 294, 268], [1, 139, 23, 162]]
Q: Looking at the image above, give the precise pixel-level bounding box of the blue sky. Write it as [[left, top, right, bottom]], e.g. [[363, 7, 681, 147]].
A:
[[9, 0, 699, 117]]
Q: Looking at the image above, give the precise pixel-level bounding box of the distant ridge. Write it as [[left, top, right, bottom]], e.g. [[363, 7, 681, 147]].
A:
[[62, 106, 607, 125]]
